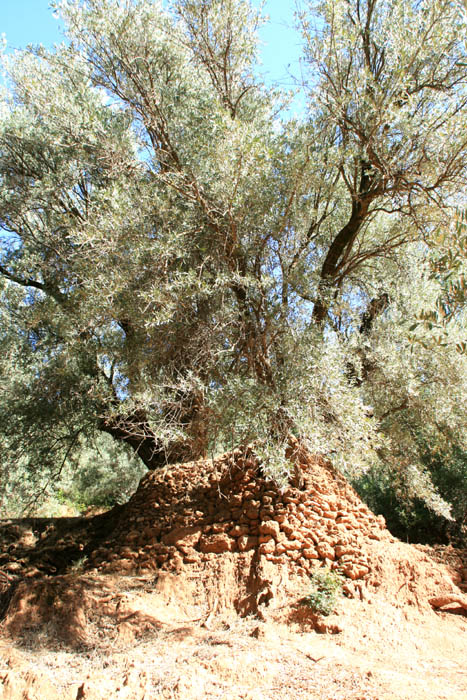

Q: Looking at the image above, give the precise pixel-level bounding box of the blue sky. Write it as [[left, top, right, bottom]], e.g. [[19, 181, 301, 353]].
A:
[[0, 1, 63, 51], [0, 0, 303, 92]]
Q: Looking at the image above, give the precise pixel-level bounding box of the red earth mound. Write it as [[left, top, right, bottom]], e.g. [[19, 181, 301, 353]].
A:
[[0, 446, 466, 647]]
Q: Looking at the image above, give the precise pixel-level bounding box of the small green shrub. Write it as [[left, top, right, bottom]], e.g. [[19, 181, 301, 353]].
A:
[[304, 568, 343, 616], [69, 555, 89, 573]]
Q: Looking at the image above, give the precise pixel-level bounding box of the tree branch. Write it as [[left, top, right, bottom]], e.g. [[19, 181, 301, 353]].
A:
[[0, 264, 66, 304]]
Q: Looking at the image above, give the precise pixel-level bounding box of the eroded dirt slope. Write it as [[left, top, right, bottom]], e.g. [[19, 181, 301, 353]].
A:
[[0, 447, 466, 699]]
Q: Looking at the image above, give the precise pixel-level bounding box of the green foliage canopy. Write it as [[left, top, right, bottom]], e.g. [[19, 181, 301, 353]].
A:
[[0, 0, 466, 519]]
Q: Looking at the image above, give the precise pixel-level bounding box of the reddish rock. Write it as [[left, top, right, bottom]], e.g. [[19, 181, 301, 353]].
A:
[[341, 564, 370, 580], [322, 511, 337, 519], [199, 534, 234, 554], [336, 516, 359, 529], [217, 509, 232, 521], [228, 524, 249, 537], [303, 529, 320, 545], [162, 526, 202, 548], [281, 523, 295, 538], [283, 540, 302, 551], [335, 544, 359, 558], [143, 526, 161, 538], [283, 496, 300, 505], [260, 508, 275, 520], [258, 535, 274, 545], [309, 500, 323, 510], [366, 531, 381, 541], [317, 542, 335, 560], [245, 508, 260, 520], [259, 521, 280, 539], [229, 494, 243, 507], [259, 540, 276, 555], [303, 547, 319, 560], [237, 535, 259, 552]]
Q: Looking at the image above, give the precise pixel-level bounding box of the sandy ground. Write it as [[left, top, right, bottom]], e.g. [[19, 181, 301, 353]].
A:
[[0, 580, 466, 700]]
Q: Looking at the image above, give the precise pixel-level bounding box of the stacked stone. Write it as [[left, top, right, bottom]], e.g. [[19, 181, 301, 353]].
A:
[[87, 448, 390, 594]]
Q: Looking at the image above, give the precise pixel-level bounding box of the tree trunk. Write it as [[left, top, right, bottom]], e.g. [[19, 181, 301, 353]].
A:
[[312, 200, 371, 325], [312, 163, 377, 326], [99, 401, 208, 470]]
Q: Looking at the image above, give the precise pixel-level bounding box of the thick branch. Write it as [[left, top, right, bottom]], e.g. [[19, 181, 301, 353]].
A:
[[98, 410, 187, 470], [99, 391, 209, 470], [312, 200, 372, 324], [346, 292, 390, 387], [312, 158, 381, 325], [0, 264, 66, 305]]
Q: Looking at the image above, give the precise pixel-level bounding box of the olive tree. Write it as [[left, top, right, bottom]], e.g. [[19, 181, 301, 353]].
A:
[[0, 0, 466, 514]]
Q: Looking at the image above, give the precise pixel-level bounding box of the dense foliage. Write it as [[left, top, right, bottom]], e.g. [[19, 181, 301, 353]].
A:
[[0, 432, 145, 516], [0, 0, 465, 532]]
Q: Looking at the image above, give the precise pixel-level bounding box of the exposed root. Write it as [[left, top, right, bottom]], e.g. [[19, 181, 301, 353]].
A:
[[429, 595, 467, 612]]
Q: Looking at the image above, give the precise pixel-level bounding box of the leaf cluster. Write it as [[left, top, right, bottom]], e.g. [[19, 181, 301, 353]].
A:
[[303, 567, 343, 616]]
